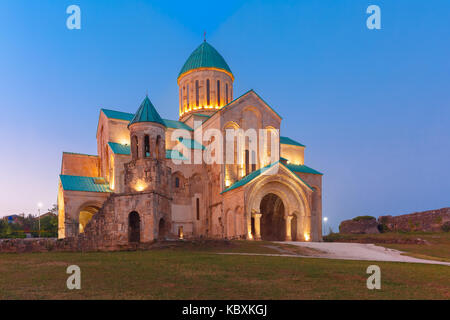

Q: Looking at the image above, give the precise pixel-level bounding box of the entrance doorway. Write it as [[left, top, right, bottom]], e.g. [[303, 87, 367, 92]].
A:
[[259, 193, 285, 240], [128, 211, 140, 243]]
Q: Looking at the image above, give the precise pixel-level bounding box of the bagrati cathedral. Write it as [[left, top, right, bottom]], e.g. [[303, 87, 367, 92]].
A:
[[57, 40, 324, 248]]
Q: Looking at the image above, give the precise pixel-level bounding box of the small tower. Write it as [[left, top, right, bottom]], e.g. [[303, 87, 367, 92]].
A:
[[124, 95, 169, 194], [178, 41, 234, 121]]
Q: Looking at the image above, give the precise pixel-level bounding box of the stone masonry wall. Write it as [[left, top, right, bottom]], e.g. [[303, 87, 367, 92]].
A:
[[379, 207, 450, 232]]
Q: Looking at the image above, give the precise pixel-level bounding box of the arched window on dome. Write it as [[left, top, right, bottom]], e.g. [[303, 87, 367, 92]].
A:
[[225, 83, 229, 104], [217, 80, 221, 106], [206, 79, 210, 106], [187, 84, 190, 108], [183, 86, 186, 111], [195, 80, 199, 107]]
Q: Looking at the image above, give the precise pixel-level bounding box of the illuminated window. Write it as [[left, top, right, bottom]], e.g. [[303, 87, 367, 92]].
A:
[[187, 84, 190, 108], [206, 79, 210, 105], [225, 83, 229, 104], [217, 80, 221, 105], [195, 80, 199, 107]]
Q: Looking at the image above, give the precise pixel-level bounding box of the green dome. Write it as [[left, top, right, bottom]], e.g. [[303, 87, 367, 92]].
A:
[[129, 96, 165, 128], [178, 41, 233, 79]]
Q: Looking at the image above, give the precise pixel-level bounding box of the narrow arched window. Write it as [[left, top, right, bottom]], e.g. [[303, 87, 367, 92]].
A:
[[187, 84, 190, 108], [175, 177, 180, 188], [183, 86, 186, 110], [195, 80, 199, 107], [225, 83, 229, 104], [217, 80, 221, 105], [144, 135, 150, 158], [133, 135, 139, 159], [196, 198, 200, 220], [156, 135, 161, 159], [206, 79, 210, 105]]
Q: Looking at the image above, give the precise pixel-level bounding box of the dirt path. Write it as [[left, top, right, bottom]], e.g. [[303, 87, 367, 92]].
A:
[[279, 242, 450, 266]]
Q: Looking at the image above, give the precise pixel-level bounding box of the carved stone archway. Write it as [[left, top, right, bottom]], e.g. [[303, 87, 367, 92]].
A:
[[245, 169, 312, 241]]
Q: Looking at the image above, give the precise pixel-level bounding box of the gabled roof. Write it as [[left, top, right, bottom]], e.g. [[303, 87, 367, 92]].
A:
[[163, 119, 193, 131], [60, 175, 111, 193], [201, 89, 282, 127], [101, 109, 134, 122], [285, 163, 323, 175], [129, 96, 165, 127], [221, 161, 314, 194], [221, 162, 279, 193], [108, 142, 131, 155], [280, 136, 305, 147], [178, 41, 233, 80]]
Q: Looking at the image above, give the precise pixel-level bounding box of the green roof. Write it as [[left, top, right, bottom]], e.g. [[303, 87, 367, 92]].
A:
[[108, 142, 131, 155], [166, 149, 188, 160], [107, 142, 188, 160], [129, 96, 165, 127], [222, 162, 279, 193], [162, 119, 193, 131], [60, 175, 111, 193], [285, 164, 323, 175], [101, 109, 134, 122], [178, 41, 232, 79], [222, 161, 315, 194], [280, 136, 305, 147], [178, 138, 205, 150], [102, 108, 191, 131]]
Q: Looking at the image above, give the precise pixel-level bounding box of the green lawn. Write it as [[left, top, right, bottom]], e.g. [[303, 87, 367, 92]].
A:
[[325, 232, 450, 262], [0, 241, 448, 300]]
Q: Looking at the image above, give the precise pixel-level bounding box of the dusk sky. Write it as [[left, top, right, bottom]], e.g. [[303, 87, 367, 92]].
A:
[[0, 0, 449, 231]]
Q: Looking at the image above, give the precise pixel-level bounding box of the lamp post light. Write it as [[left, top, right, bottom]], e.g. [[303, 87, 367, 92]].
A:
[[37, 202, 43, 238], [323, 216, 328, 236]]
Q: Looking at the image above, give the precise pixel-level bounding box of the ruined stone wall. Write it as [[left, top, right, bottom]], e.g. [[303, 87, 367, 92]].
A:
[[379, 207, 450, 232]]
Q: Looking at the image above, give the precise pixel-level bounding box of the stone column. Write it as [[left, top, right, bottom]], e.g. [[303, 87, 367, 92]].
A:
[[285, 215, 294, 241], [252, 212, 262, 240]]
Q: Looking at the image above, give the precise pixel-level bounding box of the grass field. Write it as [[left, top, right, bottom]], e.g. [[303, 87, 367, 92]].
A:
[[0, 241, 448, 300], [324, 232, 450, 262]]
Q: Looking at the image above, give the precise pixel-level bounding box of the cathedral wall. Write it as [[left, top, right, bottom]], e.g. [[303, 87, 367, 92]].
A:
[[58, 190, 109, 239], [61, 153, 100, 177], [111, 153, 130, 193], [295, 172, 322, 241], [281, 144, 305, 165]]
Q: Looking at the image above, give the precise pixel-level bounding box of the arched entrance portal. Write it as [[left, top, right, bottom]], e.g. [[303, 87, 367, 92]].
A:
[[79, 206, 100, 234], [259, 193, 285, 241], [128, 211, 140, 243], [158, 218, 166, 240]]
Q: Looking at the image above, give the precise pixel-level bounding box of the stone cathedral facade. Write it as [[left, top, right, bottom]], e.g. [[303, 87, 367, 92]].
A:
[[57, 41, 324, 249]]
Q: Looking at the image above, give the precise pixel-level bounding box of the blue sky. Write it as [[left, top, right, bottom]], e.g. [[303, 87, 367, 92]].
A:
[[0, 0, 449, 231]]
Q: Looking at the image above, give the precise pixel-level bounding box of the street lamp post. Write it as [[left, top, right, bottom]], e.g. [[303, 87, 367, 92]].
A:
[[37, 202, 43, 238], [323, 216, 328, 236]]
